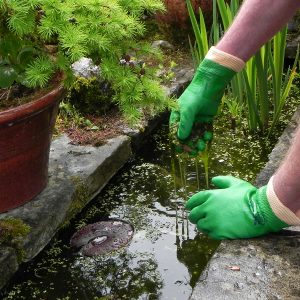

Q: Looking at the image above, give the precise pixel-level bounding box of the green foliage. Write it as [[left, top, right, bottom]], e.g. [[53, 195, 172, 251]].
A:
[[236, 8, 299, 134], [158, 60, 177, 83], [0, 218, 31, 262], [58, 100, 98, 129], [25, 56, 55, 88], [0, 0, 171, 125], [223, 96, 244, 129], [0, 0, 164, 88], [101, 51, 171, 125], [0, 0, 163, 88], [68, 77, 114, 116], [0, 33, 36, 88], [186, 0, 209, 68]]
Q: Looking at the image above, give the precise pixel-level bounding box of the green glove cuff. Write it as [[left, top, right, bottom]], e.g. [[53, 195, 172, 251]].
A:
[[197, 59, 237, 84], [255, 186, 289, 232]]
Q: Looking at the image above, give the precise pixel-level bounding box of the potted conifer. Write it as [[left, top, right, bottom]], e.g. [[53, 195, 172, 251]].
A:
[[0, 0, 167, 212]]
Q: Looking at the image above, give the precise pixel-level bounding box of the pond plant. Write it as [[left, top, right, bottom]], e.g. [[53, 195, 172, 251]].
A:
[[0, 0, 171, 212], [170, 120, 213, 198]]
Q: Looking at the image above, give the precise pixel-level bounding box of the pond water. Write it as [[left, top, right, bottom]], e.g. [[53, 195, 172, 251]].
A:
[[2, 114, 273, 300]]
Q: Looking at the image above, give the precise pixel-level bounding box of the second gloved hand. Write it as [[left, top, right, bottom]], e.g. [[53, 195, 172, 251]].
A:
[[185, 176, 289, 239]]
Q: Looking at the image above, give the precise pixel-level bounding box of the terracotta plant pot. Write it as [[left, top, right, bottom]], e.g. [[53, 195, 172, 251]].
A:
[[0, 85, 66, 213]]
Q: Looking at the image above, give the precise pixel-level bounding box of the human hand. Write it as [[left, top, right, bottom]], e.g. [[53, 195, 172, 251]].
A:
[[169, 59, 236, 143], [170, 121, 213, 156], [185, 176, 288, 239]]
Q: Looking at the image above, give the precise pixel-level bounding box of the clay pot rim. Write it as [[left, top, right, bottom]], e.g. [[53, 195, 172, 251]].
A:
[[0, 84, 65, 126]]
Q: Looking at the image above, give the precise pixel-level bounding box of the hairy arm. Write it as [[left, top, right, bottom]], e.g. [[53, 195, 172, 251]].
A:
[[216, 0, 300, 61], [273, 126, 300, 217]]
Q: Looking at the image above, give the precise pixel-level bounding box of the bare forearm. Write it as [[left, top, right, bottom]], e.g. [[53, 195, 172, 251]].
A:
[[273, 126, 300, 217], [216, 0, 300, 61]]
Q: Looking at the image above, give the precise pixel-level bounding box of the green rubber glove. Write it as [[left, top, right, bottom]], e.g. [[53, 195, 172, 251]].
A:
[[170, 59, 236, 140], [185, 176, 288, 240]]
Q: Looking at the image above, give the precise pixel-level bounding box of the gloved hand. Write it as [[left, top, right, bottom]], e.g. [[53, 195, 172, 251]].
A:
[[169, 59, 236, 141], [185, 176, 288, 239]]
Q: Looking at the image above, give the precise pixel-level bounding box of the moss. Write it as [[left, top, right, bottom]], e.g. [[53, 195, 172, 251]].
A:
[[0, 218, 31, 262], [62, 177, 90, 228], [68, 77, 114, 116]]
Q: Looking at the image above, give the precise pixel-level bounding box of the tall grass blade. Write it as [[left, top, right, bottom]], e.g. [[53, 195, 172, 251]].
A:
[[273, 26, 287, 111], [255, 45, 269, 129], [212, 0, 219, 44], [186, 0, 205, 61], [217, 0, 230, 29], [269, 45, 299, 134], [242, 57, 262, 130], [199, 8, 208, 55], [188, 35, 198, 69]]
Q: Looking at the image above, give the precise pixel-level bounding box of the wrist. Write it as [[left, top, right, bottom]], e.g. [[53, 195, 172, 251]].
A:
[[266, 176, 300, 226], [197, 58, 236, 84], [194, 46, 244, 89], [256, 185, 288, 233], [206, 46, 245, 72]]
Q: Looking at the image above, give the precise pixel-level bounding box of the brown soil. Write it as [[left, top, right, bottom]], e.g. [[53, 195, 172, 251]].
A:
[[55, 108, 128, 147], [0, 73, 63, 112]]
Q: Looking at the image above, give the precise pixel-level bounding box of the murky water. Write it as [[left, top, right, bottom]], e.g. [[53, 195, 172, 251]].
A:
[[2, 113, 274, 300]]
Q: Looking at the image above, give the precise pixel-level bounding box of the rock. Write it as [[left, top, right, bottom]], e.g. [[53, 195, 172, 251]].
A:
[[72, 57, 101, 78], [287, 20, 299, 33], [151, 40, 174, 50], [234, 282, 244, 290], [168, 68, 194, 96], [0, 248, 18, 290], [286, 35, 300, 59]]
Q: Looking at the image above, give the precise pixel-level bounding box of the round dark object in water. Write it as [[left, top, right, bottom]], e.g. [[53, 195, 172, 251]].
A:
[[70, 219, 134, 256]]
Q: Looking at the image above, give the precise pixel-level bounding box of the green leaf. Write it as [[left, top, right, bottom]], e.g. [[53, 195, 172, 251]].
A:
[[0, 66, 18, 88], [25, 56, 54, 88], [186, 0, 204, 61], [17, 46, 37, 65]]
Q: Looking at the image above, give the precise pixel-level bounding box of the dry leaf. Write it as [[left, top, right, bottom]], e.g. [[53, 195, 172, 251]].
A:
[[226, 265, 240, 271]]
